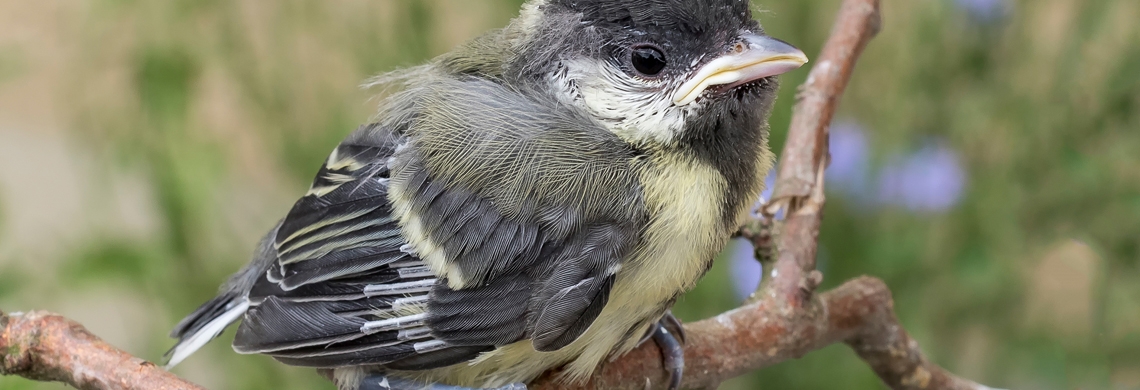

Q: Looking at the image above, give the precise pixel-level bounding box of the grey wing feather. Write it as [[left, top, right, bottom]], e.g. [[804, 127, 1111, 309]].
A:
[[398, 77, 647, 351], [529, 224, 633, 351], [531, 274, 615, 352], [170, 74, 648, 371], [234, 124, 461, 368], [426, 273, 533, 346], [234, 296, 371, 355]]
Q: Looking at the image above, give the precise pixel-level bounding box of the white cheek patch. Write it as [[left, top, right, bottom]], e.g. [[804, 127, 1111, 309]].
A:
[[549, 59, 702, 146]]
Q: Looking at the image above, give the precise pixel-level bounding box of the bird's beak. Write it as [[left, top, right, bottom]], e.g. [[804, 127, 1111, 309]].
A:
[[673, 33, 809, 106]]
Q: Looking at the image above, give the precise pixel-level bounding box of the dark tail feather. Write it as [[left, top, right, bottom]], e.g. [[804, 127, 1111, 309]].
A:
[[166, 223, 282, 368], [165, 292, 250, 368]]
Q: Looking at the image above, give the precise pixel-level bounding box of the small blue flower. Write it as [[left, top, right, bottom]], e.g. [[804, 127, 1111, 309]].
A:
[[953, 0, 1010, 23], [826, 121, 875, 203], [760, 170, 776, 204], [876, 142, 967, 212], [727, 239, 761, 302]]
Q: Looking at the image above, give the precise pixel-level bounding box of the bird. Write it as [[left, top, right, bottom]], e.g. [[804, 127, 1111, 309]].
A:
[[166, 0, 807, 389]]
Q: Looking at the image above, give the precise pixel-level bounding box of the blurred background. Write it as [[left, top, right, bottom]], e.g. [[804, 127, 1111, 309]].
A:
[[0, 0, 1137, 389]]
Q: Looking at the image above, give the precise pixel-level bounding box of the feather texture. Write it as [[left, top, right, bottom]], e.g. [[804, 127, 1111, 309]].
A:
[[225, 96, 647, 371], [170, 0, 784, 386]]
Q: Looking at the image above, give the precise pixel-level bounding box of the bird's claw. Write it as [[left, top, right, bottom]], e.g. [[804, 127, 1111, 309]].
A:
[[359, 374, 526, 390], [641, 312, 685, 390], [653, 323, 685, 390], [660, 311, 686, 344]]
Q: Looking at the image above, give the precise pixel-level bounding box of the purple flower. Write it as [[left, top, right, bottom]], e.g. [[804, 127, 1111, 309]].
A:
[[824, 121, 968, 213], [727, 239, 761, 301], [953, 0, 1010, 23], [760, 170, 776, 204], [826, 121, 875, 203], [876, 142, 967, 212]]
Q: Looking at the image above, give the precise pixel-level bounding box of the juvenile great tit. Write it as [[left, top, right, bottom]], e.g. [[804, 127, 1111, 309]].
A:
[[167, 0, 807, 389]]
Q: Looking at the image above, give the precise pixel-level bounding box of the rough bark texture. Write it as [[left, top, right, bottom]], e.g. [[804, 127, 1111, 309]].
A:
[[769, 0, 883, 204], [531, 277, 992, 390], [0, 310, 204, 390], [764, 0, 882, 309], [0, 0, 997, 389]]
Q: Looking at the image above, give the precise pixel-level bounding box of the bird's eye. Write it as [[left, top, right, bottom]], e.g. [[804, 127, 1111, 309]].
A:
[[630, 45, 667, 76]]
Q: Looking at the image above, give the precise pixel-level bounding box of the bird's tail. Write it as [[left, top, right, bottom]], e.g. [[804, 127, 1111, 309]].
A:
[[165, 223, 282, 368], [165, 292, 251, 368]]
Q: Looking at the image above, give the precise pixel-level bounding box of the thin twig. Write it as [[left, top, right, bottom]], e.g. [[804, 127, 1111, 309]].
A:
[[759, 0, 884, 309]]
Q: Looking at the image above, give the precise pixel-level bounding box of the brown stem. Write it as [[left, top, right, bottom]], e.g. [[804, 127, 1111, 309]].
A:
[[768, 0, 883, 205], [0, 310, 204, 390], [1, 281, 990, 390], [532, 277, 991, 390], [758, 0, 884, 309]]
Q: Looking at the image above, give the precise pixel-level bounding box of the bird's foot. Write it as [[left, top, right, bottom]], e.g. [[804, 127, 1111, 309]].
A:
[[659, 311, 686, 345], [639, 312, 685, 390], [358, 374, 526, 390]]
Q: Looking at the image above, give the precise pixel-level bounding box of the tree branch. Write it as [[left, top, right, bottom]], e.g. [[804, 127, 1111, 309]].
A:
[[532, 277, 992, 390], [762, 0, 882, 309], [0, 310, 204, 390]]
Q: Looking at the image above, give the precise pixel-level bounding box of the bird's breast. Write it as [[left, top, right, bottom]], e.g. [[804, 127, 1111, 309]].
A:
[[546, 153, 732, 378], [419, 153, 737, 387], [623, 152, 730, 296]]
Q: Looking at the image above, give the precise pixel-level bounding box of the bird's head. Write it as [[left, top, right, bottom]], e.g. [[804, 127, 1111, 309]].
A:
[[499, 0, 808, 147]]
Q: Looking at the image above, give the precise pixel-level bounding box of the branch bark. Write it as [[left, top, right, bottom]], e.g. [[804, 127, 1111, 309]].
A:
[[763, 0, 882, 309], [1, 280, 989, 390], [0, 310, 204, 390], [532, 277, 991, 390]]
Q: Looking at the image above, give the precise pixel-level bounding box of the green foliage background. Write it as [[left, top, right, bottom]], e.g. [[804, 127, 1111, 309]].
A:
[[0, 0, 1136, 389]]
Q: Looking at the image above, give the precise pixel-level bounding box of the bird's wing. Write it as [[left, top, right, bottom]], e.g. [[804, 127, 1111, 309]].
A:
[[392, 148, 636, 354], [233, 77, 645, 370], [233, 128, 434, 367]]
